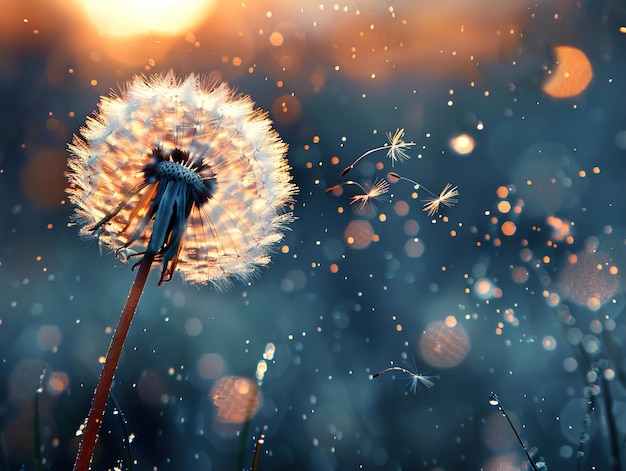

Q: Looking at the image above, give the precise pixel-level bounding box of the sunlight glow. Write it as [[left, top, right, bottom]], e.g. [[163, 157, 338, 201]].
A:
[[80, 0, 215, 36]]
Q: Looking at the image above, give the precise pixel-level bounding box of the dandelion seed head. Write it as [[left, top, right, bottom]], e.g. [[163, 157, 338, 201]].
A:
[[68, 72, 297, 289]]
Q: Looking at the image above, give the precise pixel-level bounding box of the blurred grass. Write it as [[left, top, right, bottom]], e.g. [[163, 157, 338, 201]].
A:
[[110, 391, 134, 471], [34, 371, 44, 471]]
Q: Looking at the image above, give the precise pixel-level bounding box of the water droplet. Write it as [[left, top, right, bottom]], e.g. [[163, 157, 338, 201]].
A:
[[489, 391, 499, 406]]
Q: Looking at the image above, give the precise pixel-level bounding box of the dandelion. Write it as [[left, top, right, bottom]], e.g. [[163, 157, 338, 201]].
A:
[[372, 364, 438, 394], [340, 128, 415, 177], [68, 72, 296, 289], [325, 178, 390, 214], [67, 72, 296, 470], [388, 172, 458, 216]]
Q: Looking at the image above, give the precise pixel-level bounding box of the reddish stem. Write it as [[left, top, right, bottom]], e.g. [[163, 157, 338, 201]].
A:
[[73, 251, 155, 471]]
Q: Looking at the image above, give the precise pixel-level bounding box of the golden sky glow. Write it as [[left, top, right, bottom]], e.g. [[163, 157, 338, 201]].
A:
[[79, 0, 215, 36]]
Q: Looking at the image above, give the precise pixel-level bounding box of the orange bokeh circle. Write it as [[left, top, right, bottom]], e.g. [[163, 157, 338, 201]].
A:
[[418, 321, 470, 368]]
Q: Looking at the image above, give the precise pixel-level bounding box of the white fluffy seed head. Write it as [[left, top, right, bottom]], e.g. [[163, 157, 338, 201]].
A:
[[67, 72, 297, 289]]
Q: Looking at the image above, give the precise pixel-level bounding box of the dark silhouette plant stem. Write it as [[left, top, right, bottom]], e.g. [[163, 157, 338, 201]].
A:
[[600, 374, 621, 471], [489, 392, 539, 471], [109, 391, 134, 471], [35, 370, 45, 471], [236, 419, 252, 471], [602, 330, 626, 390], [251, 428, 267, 471], [73, 251, 155, 471], [575, 395, 594, 471]]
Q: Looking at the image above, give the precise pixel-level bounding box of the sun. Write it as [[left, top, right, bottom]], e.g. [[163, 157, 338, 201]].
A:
[[79, 0, 215, 36]]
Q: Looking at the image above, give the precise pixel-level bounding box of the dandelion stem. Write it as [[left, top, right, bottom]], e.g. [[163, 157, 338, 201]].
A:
[[387, 172, 440, 199], [372, 365, 437, 392], [73, 251, 155, 471], [372, 366, 413, 378], [341, 146, 388, 176]]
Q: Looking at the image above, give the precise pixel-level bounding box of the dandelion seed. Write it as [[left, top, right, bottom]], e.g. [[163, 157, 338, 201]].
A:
[[67, 72, 297, 470], [326, 178, 390, 214], [385, 128, 415, 166], [388, 172, 458, 216], [350, 179, 390, 214], [372, 365, 438, 394], [340, 128, 415, 176], [422, 183, 459, 217]]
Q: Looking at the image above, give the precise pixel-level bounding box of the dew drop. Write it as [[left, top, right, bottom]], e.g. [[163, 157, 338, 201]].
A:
[[488, 392, 499, 406]]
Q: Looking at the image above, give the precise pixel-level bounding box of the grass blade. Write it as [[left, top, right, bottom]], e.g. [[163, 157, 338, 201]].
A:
[[34, 369, 46, 471], [251, 426, 267, 471], [109, 391, 134, 471]]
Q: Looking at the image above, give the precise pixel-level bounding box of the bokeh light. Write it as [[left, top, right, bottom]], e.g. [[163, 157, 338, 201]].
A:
[[418, 321, 470, 368], [46, 371, 70, 396], [482, 410, 520, 452], [449, 133, 475, 155], [210, 376, 261, 423], [542, 45, 593, 98], [501, 221, 516, 236], [197, 353, 224, 380], [542, 335, 557, 351], [474, 278, 502, 300], [272, 94, 302, 124], [37, 325, 62, 351], [482, 453, 524, 471], [511, 266, 529, 284], [344, 220, 375, 249], [404, 237, 425, 258], [559, 248, 621, 310], [3, 1, 626, 470]]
